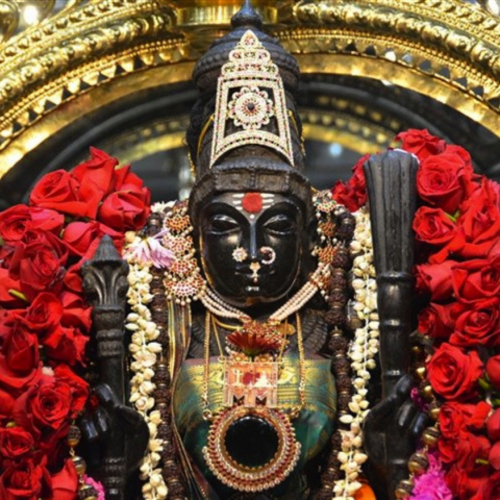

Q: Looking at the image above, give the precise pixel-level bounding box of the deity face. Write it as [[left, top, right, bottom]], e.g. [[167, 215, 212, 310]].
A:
[[198, 192, 306, 308]]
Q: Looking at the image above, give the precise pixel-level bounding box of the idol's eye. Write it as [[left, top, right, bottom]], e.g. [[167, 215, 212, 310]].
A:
[[207, 214, 240, 233], [263, 214, 296, 235]]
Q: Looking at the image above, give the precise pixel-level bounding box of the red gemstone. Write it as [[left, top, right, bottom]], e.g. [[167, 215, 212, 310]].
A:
[[242, 192, 263, 214]]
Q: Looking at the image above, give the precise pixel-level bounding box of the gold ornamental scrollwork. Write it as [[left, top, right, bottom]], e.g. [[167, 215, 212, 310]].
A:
[[271, 0, 500, 140], [0, 0, 196, 176], [284, 1, 500, 97], [1, 0, 500, 178]]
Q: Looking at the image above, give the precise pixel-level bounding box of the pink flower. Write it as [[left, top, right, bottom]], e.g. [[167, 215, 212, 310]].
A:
[[124, 231, 174, 269], [411, 452, 453, 500], [84, 475, 105, 500]]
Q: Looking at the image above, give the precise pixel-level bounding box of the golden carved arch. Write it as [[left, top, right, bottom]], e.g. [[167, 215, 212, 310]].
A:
[[0, 0, 499, 180]]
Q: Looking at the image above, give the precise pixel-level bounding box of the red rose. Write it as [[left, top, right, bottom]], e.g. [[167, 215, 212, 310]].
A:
[[487, 408, 500, 442], [62, 221, 102, 257], [453, 429, 490, 468], [71, 147, 119, 198], [0, 427, 35, 458], [8, 231, 68, 301], [29, 169, 96, 218], [0, 457, 52, 500], [0, 205, 32, 243], [62, 265, 83, 294], [29, 207, 65, 234], [16, 292, 63, 338], [455, 178, 500, 259], [465, 401, 493, 431], [53, 365, 89, 416], [490, 441, 500, 470], [0, 322, 37, 375], [332, 154, 370, 212], [349, 154, 368, 201], [0, 307, 18, 341], [457, 178, 500, 259], [43, 326, 88, 366], [0, 324, 42, 396], [413, 206, 457, 245], [439, 402, 477, 439], [449, 298, 500, 347], [471, 472, 500, 500], [452, 256, 500, 304], [446, 144, 477, 167], [414, 260, 455, 301], [417, 148, 475, 214], [417, 301, 462, 339], [13, 376, 73, 438], [0, 388, 15, 423], [486, 355, 500, 390], [50, 459, 78, 500], [446, 461, 489, 500], [60, 291, 92, 332], [427, 343, 483, 400], [98, 179, 151, 232], [110, 164, 142, 191], [0, 267, 24, 307], [438, 401, 491, 463], [62, 220, 122, 258], [397, 129, 446, 160], [0, 205, 63, 243], [331, 181, 359, 212]]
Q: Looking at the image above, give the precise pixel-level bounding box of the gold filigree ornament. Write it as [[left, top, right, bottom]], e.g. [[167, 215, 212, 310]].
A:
[[162, 200, 207, 305], [210, 29, 294, 168]]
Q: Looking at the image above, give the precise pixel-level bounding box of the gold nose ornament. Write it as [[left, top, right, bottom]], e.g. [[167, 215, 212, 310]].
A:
[[250, 261, 261, 282]]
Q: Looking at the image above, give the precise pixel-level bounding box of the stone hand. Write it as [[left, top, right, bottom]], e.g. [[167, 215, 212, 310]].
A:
[[363, 375, 428, 500], [79, 383, 149, 475]]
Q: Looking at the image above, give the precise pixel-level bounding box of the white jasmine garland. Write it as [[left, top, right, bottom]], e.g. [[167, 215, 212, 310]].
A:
[[124, 241, 167, 500], [122, 202, 378, 500], [334, 206, 379, 500]]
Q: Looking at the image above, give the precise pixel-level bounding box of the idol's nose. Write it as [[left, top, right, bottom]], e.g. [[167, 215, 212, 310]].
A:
[[248, 223, 259, 261]]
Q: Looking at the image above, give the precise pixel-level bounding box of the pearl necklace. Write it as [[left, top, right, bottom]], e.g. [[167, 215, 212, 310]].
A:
[[199, 262, 331, 324]]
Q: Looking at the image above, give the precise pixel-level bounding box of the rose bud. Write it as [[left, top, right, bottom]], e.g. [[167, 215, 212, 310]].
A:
[[487, 408, 500, 442], [490, 441, 500, 471], [487, 355, 500, 391]]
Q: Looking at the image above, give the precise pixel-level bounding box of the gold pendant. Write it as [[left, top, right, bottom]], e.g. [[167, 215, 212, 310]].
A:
[[223, 359, 278, 408]]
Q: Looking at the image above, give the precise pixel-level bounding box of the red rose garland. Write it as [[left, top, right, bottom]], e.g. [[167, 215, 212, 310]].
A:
[[0, 148, 150, 500], [333, 129, 500, 499], [3, 132, 499, 499]]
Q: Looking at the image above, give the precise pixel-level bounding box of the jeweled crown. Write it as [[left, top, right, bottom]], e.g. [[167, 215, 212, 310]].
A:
[[211, 30, 294, 167], [187, 1, 311, 222]]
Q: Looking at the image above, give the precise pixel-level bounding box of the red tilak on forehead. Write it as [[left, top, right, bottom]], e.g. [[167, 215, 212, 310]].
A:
[[242, 192, 263, 214]]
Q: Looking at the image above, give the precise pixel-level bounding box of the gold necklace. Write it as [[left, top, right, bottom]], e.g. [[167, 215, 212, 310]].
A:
[[201, 311, 305, 493]]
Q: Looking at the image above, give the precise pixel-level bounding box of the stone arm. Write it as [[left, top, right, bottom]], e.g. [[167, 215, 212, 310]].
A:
[[362, 151, 427, 499], [81, 235, 149, 500]]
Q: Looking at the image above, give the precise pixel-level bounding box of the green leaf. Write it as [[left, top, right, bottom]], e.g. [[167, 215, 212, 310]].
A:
[[8, 289, 28, 302]]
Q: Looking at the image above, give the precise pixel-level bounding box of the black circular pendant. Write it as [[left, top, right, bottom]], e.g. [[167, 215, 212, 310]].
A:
[[224, 415, 279, 467], [203, 406, 301, 492]]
